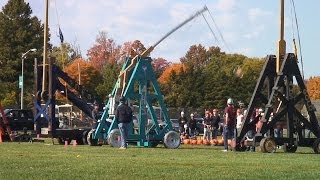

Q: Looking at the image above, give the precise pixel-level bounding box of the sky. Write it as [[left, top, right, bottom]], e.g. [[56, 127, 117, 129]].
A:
[[1, 0, 319, 78]]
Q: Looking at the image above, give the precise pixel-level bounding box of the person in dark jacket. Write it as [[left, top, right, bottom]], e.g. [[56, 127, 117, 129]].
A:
[[211, 109, 221, 139], [92, 103, 101, 129], [115, 96, 133, 149], [246, 108, 262, 151], [178, 111, 188, 135], [188, 113, 197, 137]]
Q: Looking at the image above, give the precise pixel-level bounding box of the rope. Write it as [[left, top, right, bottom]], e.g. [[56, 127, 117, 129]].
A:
[[291, 0, 304, 79], [207, 9, 231, 51]]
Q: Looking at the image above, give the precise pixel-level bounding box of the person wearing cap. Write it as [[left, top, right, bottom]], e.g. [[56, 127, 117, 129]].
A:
[[115, 96, 133, 149], [188, 113, 197, 137], [178, 111, 187, 135], [91, 102, 101, 129], [222, 98, 236, 152], [211, 109, 221, 139]]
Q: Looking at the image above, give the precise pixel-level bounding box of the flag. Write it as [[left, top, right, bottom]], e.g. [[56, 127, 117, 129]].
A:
[[59, 27, 64, 43]]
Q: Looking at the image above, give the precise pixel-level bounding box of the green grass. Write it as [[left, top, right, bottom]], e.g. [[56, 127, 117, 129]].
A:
[[0, 140, 320, 179]]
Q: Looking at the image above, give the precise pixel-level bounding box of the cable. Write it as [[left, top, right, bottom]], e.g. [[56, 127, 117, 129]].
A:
[[54, 0, 60, 27], [290, 0, 295, 38], [291, 0, 304, 79], [207, 9, 231, 51], [202, 13, 219, 44], [54, 0, 63, 40]]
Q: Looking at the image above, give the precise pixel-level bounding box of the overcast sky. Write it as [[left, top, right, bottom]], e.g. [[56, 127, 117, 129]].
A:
[[1, 0, 319, 78]]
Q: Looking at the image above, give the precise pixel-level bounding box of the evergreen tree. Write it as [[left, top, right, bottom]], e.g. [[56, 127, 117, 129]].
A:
[[0, 0, 46, 107], [95, 62, 120, 101]]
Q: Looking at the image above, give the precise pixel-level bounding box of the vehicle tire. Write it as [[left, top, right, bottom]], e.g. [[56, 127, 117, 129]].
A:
[[313, 138, 320, 154], [260, 137, 276, 153], [163, 131, 181, 149], [107, 129, 121, 147], [283, 143, 297, 153], [82, 130, 89, 145], [87, 129, 100, 146], [76, 137, 84, 145], [150, 141, 159, 147]]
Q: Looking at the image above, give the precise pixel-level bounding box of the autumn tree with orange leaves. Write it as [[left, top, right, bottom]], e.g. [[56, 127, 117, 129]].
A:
[[121, 40, 147, 58], [158, 63, 184, 84], [87, 31, 121, 71], [57, 58, 102, 103], [306, 76, 320, 100]]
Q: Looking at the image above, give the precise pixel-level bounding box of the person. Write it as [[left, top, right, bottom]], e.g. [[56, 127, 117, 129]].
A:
[[188, 113, 197, 137], [274, 121, 283, 138], [211, 109, 221, 139], [91, 102, 101, 129], [246, 108, 262, 151], [203, 110, 212, 141], [222, 98, 236, 152], [236, 108, 244, 136], [115, 96, 133, 149], [178, 111, 188, 135]]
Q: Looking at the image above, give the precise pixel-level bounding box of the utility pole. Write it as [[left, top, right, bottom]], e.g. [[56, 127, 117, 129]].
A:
[[42, 0, 49, 99], [276, 0, 286, 73]]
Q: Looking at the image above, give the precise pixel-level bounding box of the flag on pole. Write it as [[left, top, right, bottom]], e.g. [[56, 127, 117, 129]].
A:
[[59, 27, 64, 43]]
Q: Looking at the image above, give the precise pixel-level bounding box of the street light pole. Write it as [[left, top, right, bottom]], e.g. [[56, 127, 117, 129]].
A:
[[21, 48, 37, 109]]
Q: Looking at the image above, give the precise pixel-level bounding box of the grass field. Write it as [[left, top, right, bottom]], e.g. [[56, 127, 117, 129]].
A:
[[0, 139, 320, 180]]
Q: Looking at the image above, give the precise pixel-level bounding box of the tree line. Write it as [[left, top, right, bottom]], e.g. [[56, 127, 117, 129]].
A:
[[1, 0, 319, 111]]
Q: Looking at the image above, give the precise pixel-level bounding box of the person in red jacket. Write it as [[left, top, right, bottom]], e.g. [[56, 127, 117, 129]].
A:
[[222, 98, 236, 152]]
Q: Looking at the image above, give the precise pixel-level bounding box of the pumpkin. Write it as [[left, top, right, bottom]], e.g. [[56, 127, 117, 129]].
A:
[[183, 139, 190, 144], [191, 139, 197, 145]]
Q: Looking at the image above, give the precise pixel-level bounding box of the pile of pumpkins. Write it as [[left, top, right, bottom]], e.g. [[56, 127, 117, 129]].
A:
[[180, 135, 233, 146]]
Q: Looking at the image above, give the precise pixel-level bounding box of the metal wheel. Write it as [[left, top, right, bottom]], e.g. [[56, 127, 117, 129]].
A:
[[260, 137, 276, 153], [313, 138, 320, 154], [107, 129, 121, 147], [82, 130, 89, 145], [163, 131, 181, 149], [87, 129, 100, 146], [283, 143, 297, 153]]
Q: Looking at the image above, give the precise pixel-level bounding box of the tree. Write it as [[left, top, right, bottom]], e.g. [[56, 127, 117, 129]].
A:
[[87, 31, 121, 71], [306, 76, 320, 100], [51, 42, 79, 68], [180, 44, 208, 71], [0, 0, 46, 107], [151, 57, 170, 79], [60, 58, 102, 102], [120, 40, 147, 58], [95, 62, 121, 101], [158, 63, 184, 84]]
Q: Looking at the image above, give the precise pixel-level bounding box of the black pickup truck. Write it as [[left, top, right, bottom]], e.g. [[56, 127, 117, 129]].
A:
[[1, 109, 35, 131]]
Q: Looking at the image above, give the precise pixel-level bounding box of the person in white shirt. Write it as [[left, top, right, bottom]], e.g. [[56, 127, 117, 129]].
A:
[[236, 108, 244, 135]]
